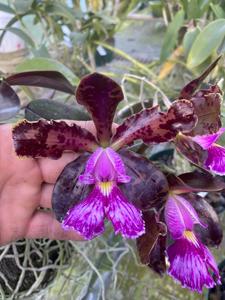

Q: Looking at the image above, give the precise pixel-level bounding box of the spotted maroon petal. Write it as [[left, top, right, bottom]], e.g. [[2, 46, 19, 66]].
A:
[[205, 144, 225, 175], [12, 119, 98, 159], [167, 238, 221, 293], [105, 186, 145, 239], [62, 186, 105, 240], [76, 73, 123, 145], [112, 100, 197, 150], [188, 85, 222, 136], [165, 195, 206, 239]]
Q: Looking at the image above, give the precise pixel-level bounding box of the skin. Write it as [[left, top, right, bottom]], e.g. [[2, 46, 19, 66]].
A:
[[0, 121, 96, 246]]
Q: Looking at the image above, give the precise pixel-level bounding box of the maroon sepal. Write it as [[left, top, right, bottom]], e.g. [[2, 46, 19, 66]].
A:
[[175, 133, 207, 169], [52, 154, 91, 222], [188, 195, 223, 247], [76, 73, 123, 146], [119, 149, 169, 211], [112, 100, 197, 150], [179, 56, 221, 99], [137, 210, 167, 274], [168, 170, 225, 194], [12, 120, 98, 159]]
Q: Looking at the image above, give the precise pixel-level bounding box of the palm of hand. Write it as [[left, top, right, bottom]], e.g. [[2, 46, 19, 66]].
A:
[[0, 124, 82, 245]]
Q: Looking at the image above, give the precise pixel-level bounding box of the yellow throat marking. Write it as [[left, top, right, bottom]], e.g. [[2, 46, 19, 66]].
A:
[[98, 181, 113, 197], [183, 230, 199, 247]]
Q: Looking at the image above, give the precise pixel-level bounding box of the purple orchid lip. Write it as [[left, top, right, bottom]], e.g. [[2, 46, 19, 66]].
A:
[[164, 193, 221, 293], [62, 147, 145, 240], [191, 128, 225, 175]]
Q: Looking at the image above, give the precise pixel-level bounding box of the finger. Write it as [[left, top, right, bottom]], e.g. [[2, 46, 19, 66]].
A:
[[38, 152, 78, 184], [26, 211, 84, 241], [40, 184, 54, 208]]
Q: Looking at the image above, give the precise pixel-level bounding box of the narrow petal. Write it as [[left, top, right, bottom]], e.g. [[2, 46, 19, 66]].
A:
[[192, 128, 225, 150], [205, 144, 225, 175], [179, 57, 221, 99], [105, 186, 145, 239], [79, 147, 103, 184], [167, 238, 221, 293], [165, 195, 206, 239], [76, 73, 123, 145], [105, 147, 131, 183], [13, 119, 98, 159], [62, 187, 105, 240], [111, 100, 197, 151]]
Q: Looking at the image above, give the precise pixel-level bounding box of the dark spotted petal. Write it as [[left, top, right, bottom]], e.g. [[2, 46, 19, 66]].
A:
[[52, 154, 91, 222], [119, 149, 169, 211], [137, 210, 167, 274], [6, 71, 75, 94], [12, 120, 98, 159], [188, 85, 222, 136], [175, 133, 207, 169], [168, 170, 225, 193], [112, 100, 197, 150], [188, 195, 223, 247], [76, 73, 123, 145], [0, 80, 20, 121], [179, 57, 221, 99]]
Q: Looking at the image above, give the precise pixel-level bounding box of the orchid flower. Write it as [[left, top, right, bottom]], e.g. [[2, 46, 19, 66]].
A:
[[137, 171, 224, 293], [12, 73, 196, 240], [174, 58, 224, 175]]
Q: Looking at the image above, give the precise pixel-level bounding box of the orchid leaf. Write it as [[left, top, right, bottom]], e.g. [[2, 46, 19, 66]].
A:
[[175, 133, 207, 168], [137, 211, 167, 274], [0, 80, 20, 122], [16, 57, 79, 86], [52, 154, 91, 222], [179, 56, 221, 99], [187, 19, 225, 68], [168, 171, 225, 193], [112, 100, 197, 150], [76, 73, 123, 146], [189, 195, 223, 247], [25, 99, 89, 121], [12, 120, 98, 159], [188, 85, 222, 136], [119, 149, 169, 211], [5, 71, 75, 94]]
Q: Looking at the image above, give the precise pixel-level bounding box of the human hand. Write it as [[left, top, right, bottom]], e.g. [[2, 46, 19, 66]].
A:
[[0, 121, 94, 246]]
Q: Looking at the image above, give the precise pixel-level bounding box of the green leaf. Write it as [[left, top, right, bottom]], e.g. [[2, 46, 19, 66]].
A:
[[2, 27, 35, 47], [16, 57, 79, 86], [13, 0, 33, 14], [0, 3, 14, 14], [46, 3, 82, 23], [210, 3, 225, 19], [183, 27, 200, 57], [187, 19, 225, 69], [160, 10, 184, 62], [25, 99, 90, 121]]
